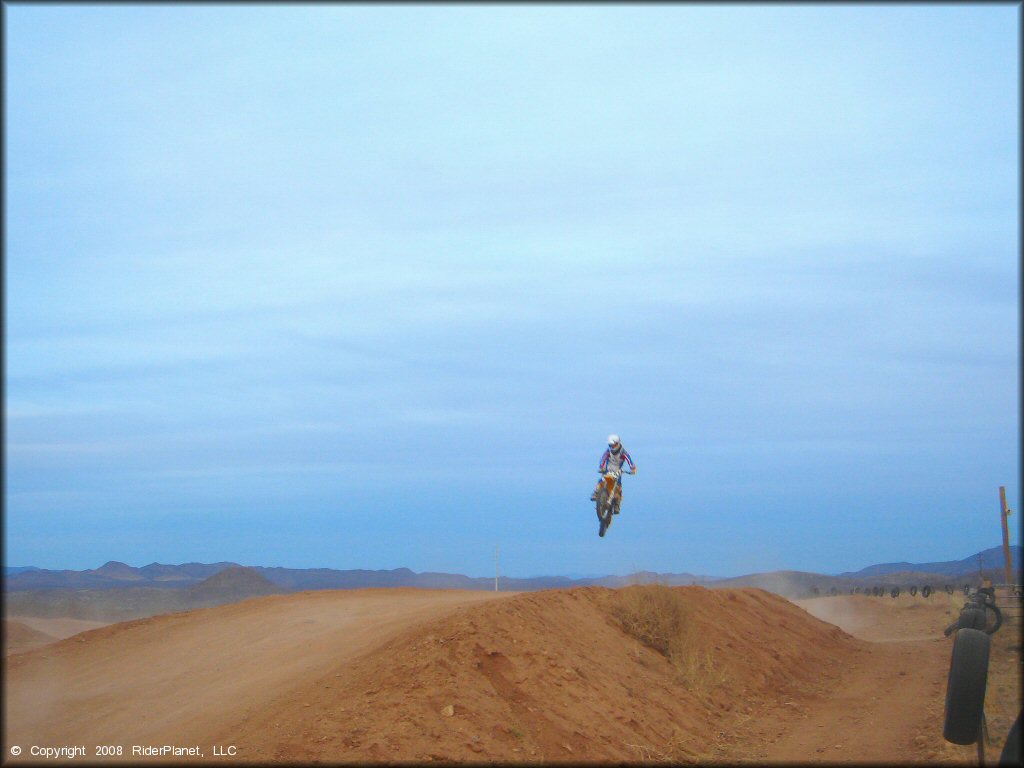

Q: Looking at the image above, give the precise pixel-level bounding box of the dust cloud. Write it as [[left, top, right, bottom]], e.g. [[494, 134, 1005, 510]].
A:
[[795, 596, 871, 637]]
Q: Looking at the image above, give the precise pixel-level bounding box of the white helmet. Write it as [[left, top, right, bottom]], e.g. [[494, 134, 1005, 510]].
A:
[[607, 434, 620, 448]]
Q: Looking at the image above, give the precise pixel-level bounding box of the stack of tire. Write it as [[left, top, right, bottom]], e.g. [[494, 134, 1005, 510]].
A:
[[943, 588, 1007, 751], [943, 627, 990, 745], [956, 605, 988, 632], [944, 598, 1002, 637]]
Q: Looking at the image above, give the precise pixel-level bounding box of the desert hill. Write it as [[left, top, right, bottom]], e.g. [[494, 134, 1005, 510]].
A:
[[837, 545, 1022, 579], [4, 561, 244, 591], [3, 619, 58, 656], [242, 586, 861, 763], [5, 585, 862, 762], [87, 560, 146, 581], [3, 616, 112, 656], [4, 566, 41, 576], [186, 566, 282, 605], [5, 568, 284, 622], [6, 584, 1018, 763]]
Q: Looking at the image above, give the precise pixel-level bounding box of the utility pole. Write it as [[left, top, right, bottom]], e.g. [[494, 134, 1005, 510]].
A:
[[999, 486, 1013, 587], [495, 544, 499, 592]]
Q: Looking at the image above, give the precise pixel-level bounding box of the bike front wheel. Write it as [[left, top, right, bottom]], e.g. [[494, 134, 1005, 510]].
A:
[[596, 488, 612, 537]]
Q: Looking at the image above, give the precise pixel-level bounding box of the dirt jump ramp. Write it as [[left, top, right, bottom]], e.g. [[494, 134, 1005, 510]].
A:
[[5, 585, 866, 763]]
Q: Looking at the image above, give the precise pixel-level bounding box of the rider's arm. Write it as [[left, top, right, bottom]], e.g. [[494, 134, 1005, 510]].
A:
[[622, 451, 636, 473], [599, 449, 610, 472]]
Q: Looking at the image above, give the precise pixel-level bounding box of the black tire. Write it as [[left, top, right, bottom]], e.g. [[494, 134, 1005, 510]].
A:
[[983, 603, 1003, 636], [923, 585, 932, 598], [910, 586, 918, 596], [959, 608, 987, 631], [891, 587, 900, 598], [943, 628, 991, 745]]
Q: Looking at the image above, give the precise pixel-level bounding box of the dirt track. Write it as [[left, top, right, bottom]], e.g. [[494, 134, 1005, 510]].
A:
[[4, 587, 1020, 763], [721, 594, 995, 764], [4, 589, 511, 758]]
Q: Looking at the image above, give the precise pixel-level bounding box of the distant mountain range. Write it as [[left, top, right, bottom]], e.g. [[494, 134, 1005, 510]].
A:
[[4, 564, 722, 622], [3, 561, 707, 593], [835, 545, 1022, 579], [4, 566, 41, 576], [4, 561, 245, 591], [6, 545, 1018, 596], [5, 566, 285, 622]]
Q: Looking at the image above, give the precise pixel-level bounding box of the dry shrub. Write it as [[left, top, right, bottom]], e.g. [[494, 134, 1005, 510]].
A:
[[608, 585, 728, 694], [626, 729, 702, 764], [611, 586, 734, 761], [610, 584, 689, 656]]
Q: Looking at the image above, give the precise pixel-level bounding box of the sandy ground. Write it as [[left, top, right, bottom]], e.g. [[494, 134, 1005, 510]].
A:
[[4, 586, 1020, 764]]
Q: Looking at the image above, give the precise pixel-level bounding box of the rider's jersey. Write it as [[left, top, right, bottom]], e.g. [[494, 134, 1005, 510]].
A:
[[599, 445, 635, 474]]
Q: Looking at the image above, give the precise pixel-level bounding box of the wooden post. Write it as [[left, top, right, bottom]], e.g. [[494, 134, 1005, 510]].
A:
[[999, 487, 1013, 587]]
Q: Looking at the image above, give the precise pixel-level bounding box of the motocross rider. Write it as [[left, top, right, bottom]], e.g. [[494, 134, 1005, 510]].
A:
[[590, 434, 636, 511]]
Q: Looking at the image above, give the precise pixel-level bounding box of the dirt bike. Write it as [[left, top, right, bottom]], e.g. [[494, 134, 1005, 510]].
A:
[[595, 469, 629, 537]]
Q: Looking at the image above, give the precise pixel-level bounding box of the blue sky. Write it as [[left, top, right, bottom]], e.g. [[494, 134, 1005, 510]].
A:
[[5, 4, 1019, 578]]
